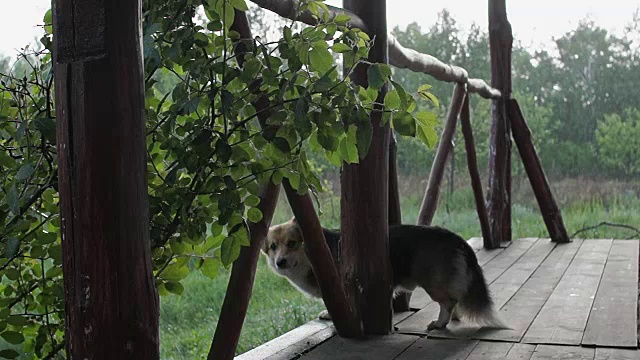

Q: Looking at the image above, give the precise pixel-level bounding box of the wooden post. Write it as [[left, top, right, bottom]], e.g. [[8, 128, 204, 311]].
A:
[[389, 132, 411, 312], [283, 181, 363, 337], [417, 83, 467, 225], [341, 0, 393, 335], [508, 99, 569, 243], [207, 184, 280, 360], [53, 0, 160, 357], [460, 96, 493, 247], [486, 0, 513, 248]]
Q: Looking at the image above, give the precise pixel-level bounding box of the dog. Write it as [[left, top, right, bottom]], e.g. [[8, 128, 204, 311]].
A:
[[262, 218, 506, 331]]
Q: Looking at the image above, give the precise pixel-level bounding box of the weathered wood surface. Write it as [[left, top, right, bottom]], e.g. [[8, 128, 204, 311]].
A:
[[243, 238, 640, 360], [486, 0, 514, 248], [582, 239, 639, 348], [300, 333, 418, 360], [509, 99, 569, 243], [340, 0, 393, 335], [522, 239, 612, 345], [417, 84, 467, 225], [595, 348, 640, 360], [461, 97, 493, 248], [476, 240, 583, 342], [429, 238, 555, 339], [283, 181, 362, 337], [530, 345, 595, 360], [395, 338, 478, 360], [396, 238, 535, 334], [53, 0, 159, 356], [236, 320, 335, 360]]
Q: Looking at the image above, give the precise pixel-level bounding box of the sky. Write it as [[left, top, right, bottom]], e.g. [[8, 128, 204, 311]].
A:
[[1, 0, 639, 58]]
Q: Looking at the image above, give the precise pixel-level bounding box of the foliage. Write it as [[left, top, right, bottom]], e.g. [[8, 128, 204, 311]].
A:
[[0, 0, 438, 357], [596, 108, 640, 178]]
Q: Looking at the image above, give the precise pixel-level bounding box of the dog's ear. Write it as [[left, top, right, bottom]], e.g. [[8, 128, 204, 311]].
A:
[[262, 227, 274, 254], [289, 217, 298, 225]]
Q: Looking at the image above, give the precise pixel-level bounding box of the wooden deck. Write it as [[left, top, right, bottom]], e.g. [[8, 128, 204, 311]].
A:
[[236, 238, 640, 360]]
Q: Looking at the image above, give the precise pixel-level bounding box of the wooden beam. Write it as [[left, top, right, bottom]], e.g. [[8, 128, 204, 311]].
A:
[[340, 0, 393, 335], [283, 181, 363, 337], [460, 96, 493, 248], [53, 0, 159, 356], [508, 99, 569, 243], [248, 0, 499, 99], [417, 83, 467, 226], [486, 0, 513, 248], [388, 36, 500, 99]]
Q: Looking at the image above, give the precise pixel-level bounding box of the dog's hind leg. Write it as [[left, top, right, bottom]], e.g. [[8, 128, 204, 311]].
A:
[[427, 300, 456, 331], [450, 304, 461, 322]]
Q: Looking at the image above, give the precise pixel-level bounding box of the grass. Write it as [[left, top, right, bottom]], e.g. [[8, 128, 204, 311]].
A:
[[160, 176, 640, 359]]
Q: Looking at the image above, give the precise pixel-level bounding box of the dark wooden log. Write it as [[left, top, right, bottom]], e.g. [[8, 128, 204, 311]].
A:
[[389, 132, 411, 312], [486, 0, 513, 248], [460, 96, 493, 248], [508, 100, 569, 243], [340, 0, 393, 335], [417, 83, 467, 225], [207, 184, 280, 360], [283, 181, 363, 337], [53, 0, 159, 357]]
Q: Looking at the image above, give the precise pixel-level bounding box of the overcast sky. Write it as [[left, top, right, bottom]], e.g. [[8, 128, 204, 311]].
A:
[[2, 0, 639, 58]]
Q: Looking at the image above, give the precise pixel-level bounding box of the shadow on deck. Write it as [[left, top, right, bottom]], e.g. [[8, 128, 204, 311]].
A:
[[236, 238, 640, 360]]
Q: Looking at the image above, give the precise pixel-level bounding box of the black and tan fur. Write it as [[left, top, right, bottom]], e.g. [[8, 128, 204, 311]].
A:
[[262, 219, 507, 331]]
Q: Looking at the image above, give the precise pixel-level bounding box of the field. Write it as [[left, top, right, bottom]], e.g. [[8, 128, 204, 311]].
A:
[[159, 175, 640, 359]]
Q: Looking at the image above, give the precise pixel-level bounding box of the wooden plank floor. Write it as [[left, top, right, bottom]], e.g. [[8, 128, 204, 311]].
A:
[[236, 238, 640, 360]]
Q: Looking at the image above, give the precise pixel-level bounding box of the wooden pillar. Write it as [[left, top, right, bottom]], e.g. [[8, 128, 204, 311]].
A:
[[389, 132, 411, 312], [283, 182, 363, 337], [207, 183, 280, 360], [53, 0, 160, 357], [417, 83, 467, 226], [508, 99, 569, 243], [487, 0, 513, 248], [341, 0, 393, 334], [460, 96, 493, 247]]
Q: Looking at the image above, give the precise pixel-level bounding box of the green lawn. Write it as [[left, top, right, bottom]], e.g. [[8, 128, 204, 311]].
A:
[[160, 180, 640, 359]]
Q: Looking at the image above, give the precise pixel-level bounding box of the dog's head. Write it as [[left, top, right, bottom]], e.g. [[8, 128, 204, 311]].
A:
[[263, 217, 307, 274]]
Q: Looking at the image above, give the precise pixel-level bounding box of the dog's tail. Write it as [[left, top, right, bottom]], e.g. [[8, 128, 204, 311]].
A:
[[457, 247, 510, 329]]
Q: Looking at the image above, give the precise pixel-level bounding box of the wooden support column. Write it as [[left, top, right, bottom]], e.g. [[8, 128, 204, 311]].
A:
[[341, 0, 393, 335], [417, 83, 467, 225], [209, 13, 361, 358], [283, 181, 363, 337], [207, 183, 280, 360], [487, 0, 513, 248], [509, 100, 569, 243], [389, 132, 411, 312], [460, 96, 493, 247], [53, 0, 159, 357]]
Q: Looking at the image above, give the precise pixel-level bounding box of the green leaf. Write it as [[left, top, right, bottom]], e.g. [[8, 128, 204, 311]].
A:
[[33, 117, 56, 142], [6, 184, 19, 216], [165, 281, 185, 295], [247, 207, 263, 223], [16, 163, 35, 181], [393, 111, 416, 137], [244, 194, 261, 207], [384, 90, 401, 110], [220, 236, 241, 267], [0, 349, 19, 359], [333, 13, 352, 25], [418, 84, 439, 108], [4, 237, 19, 258], [160, 263, 189, 281], [229, 0, 249, 11], [355, 122, 372, 159], [367, 64, 387, 90], [331, 43, 352, 53], [309, 41, 333, 74], [415, 111, 439, 148], [200, 258, 220, 279], [0, 331, 24, 345]]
